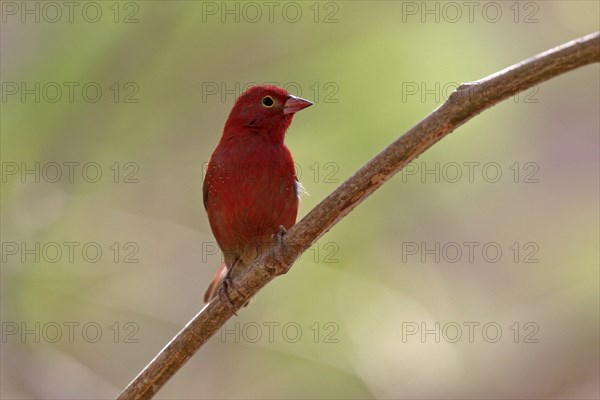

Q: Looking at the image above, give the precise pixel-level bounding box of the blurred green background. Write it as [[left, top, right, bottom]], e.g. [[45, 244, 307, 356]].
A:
[[1, 1, 598, 399]]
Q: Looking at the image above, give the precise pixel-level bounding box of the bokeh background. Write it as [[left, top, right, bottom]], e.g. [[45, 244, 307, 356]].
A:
[[1, 1, 598, 399]]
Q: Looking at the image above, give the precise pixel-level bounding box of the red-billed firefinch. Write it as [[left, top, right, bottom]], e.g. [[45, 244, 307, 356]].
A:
[[203, 85, 313, 303]]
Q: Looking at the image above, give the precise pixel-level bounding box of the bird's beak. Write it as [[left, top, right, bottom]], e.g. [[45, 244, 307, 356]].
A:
[[283, 95, 313, 115]]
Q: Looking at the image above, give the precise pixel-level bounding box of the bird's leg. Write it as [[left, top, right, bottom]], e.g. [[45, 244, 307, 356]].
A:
[[266, 225, 292, 276], [218, 275, 237, 315], [218, 258, 245, 315]]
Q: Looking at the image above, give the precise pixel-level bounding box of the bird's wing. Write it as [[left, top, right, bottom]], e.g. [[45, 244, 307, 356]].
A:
[[202, 169, 210, 210]]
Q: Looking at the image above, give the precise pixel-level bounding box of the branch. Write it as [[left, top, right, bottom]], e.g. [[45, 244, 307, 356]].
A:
[[117, 32, 599, 400]]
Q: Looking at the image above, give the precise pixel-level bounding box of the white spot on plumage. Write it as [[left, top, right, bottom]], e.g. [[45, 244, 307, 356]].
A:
[[294, 180, 308, 200]]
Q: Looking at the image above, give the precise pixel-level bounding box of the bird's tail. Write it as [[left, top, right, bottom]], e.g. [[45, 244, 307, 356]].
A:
[[203, 261, 228, 303]]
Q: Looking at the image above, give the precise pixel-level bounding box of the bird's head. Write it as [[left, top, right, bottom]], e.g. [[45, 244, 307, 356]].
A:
[[222, 85, 313, 143]]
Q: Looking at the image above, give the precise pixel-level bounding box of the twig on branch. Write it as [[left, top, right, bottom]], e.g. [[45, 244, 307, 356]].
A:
[[117, 32, 599, 400]]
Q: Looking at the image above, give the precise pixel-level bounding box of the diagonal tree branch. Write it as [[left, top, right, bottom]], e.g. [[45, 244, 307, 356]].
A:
[[117, 32, 599, 400]]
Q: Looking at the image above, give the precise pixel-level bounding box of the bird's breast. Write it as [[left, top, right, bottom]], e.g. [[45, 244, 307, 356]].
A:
[[204, 137, 299, 251]]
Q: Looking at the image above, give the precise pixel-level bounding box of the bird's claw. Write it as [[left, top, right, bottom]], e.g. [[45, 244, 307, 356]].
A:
[[265, 225, 291, 276], [271, 225, 288, 261], [276, 225, 287, 246], [218, 274, 244, 315]]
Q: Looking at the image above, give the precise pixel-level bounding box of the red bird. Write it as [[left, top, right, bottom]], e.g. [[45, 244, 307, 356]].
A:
[[203, 85, 313, 303]]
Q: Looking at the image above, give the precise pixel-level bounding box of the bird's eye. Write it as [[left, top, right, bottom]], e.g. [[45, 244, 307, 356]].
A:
[[261, 96, 275, 108]]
